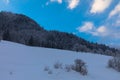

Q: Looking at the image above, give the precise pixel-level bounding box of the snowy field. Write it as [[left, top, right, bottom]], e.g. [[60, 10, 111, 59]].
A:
[[0, 41, 120, 80]]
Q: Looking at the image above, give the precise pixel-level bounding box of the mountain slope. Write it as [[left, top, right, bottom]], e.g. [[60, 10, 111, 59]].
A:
[[0, 11, 119, 56], [0, 41, 120, 80]]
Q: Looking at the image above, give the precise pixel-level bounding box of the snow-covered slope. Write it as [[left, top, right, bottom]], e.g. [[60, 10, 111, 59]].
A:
[[0, 41, 119, 80]]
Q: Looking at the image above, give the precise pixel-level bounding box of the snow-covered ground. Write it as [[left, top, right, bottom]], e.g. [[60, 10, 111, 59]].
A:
[[0, 40, 120, 80]]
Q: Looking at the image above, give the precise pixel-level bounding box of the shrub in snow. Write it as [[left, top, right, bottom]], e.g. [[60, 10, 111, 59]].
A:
[[72, 59, 87, 75], [44, 66, 49, 71], [54, 61, 63, 69], [108, 56, 120, 72], [44, 66, 53, 74], [46, 59, 87, 76], [48, 70, 53, 74], [65, 65, 72, 72]]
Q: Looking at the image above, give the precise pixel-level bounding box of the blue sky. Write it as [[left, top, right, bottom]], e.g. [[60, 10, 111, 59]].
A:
[[0, 0, 120, 46]]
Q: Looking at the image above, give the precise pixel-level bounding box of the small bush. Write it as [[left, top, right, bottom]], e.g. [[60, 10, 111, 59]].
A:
[[44, 66, 49, 71], [65, 65, 72, 72], [47, 59, 87, 76], [54, 61, 63, 69], [72, 59, 87, 75], [48, 70, 53, 74], [44, 66, 53, 74], [108, 57, 120, 72]]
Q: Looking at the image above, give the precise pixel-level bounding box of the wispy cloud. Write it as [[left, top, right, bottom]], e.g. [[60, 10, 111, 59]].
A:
[[67, 0, 80, 10], [77, 22, 108, 37], [109, 2, 120, 18], [77, 21, 120, 39], [77, 22, 94, 32], [95, 26, 108, 36], [90, 0, 112, 13], [50, 0, 62, 4], [46, 0, 62, 6], [46, 0, 80, 10]]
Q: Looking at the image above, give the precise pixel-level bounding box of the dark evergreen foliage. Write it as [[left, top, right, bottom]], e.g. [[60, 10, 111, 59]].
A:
[[3, 30, 11, 41], [28, 36, 34, 46]]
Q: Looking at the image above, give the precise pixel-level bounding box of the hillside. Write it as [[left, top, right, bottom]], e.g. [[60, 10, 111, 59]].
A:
[[0, 11, 119, 56], [0, 40, 120, 80]]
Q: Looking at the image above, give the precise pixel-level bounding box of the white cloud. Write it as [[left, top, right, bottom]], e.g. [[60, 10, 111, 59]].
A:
[[77, 22, 94, 32], [50, 0, 62, 4], [90, 0, 112, 13], [46, 0, 62, 5], [46, 0, 80, 10], [95, 26, 108, 36], [57, 0, 62, 3], [77, 21, 120, 39], [107, 11, 120, 27], [67, 0, 80, 10], [97, 26, 106, 33], [109, 3, 120, 18], [77, 22, 109, 37]]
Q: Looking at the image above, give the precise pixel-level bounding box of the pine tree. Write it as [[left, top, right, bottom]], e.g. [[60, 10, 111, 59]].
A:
[[28, 36, 34, 46], [3, 30, 10, 41]]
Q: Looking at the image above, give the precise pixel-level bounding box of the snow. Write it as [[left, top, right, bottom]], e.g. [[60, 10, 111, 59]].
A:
[[0, 40, 120, 80]]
